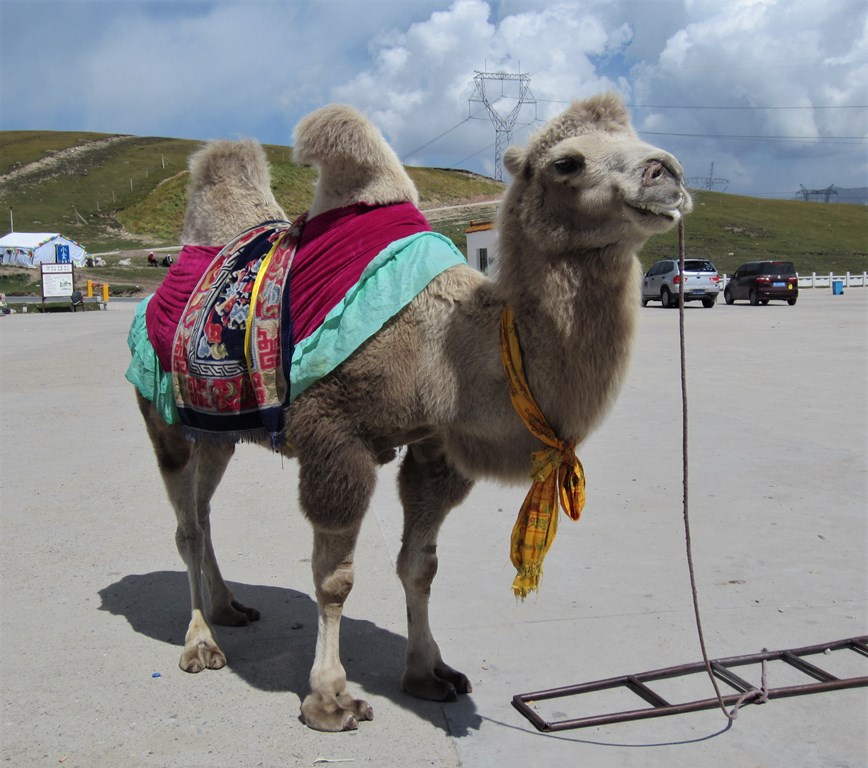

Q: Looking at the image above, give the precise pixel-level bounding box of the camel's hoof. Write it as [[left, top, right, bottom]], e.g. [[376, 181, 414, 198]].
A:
[[300, 692, 373, 732], [211, 599, 260, 627], [179, 641, 227, 673], [337, 691, 374, 722], [403, 663, 472, 701]]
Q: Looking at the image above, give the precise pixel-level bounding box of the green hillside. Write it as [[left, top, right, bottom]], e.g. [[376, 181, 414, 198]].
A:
[[0, 131, 504, 252], [641, 190, 868, 276], [1, 130, 865, 296]]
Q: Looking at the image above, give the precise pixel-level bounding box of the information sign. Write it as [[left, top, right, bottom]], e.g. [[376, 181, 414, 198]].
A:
[[41, 263, 75, 301]]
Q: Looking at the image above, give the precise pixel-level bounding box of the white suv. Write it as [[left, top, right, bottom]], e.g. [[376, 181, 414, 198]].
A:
[[641, 258, 720, 308]]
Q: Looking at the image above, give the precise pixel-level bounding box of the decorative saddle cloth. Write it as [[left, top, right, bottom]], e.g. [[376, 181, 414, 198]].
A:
[[126, 202, 465, 446]]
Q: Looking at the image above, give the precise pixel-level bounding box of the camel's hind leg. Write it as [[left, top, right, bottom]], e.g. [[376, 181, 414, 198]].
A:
[[137, 394, 257, 673], [397, 441, 474, 701]]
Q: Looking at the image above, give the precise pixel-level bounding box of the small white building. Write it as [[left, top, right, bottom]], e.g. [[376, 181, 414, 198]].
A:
[[0, 232, 87, 268], [465, 220, 498, 277]]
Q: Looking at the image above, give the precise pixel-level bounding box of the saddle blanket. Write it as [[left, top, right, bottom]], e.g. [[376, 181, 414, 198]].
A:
[[126, 202, 465, 445]]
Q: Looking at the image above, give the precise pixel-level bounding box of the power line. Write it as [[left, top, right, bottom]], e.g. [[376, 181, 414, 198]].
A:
[[631, 104, 868, 111], [535, 97, 867, 111], [403, 112, 478, 159], [639, 130, 866, 142], [402, 94, 865, 177]]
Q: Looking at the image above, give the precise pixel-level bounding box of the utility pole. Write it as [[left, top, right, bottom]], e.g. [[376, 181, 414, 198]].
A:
[[469, 69, 536, 181]]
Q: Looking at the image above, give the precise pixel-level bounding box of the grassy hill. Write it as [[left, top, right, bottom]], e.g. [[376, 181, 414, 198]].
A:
[[0, 130, 504, 251], [1, 129, 865, 296], [640, 190, 868, 276]]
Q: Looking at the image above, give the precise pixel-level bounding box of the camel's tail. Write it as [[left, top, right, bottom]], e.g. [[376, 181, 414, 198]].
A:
[[181, 138, 287, 246]]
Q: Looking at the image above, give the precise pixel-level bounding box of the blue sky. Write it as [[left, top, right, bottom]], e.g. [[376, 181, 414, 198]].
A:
[[1, 0, 866, 197]]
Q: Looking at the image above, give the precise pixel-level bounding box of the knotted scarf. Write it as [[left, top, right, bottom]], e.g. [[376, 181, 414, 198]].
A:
[[500, 306, 587, 599]]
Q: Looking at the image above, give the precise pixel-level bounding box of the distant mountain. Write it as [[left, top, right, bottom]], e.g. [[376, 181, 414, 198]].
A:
[[835, 188, 868, 205]]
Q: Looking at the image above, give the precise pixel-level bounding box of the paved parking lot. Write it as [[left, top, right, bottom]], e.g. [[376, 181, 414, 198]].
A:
[[1, 289, 865, 767]]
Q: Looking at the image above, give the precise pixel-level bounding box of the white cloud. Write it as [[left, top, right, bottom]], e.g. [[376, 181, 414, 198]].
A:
[[590, 0, 868, 195], [2, 0, 865, 195]]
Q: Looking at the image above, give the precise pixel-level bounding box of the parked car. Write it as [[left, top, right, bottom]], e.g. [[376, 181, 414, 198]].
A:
[[724, 261, 799, 306], [641, 258, 720, 308]]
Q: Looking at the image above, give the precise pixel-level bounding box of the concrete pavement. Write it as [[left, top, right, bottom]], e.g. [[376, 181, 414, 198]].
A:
[[1, 289, 865, 767]]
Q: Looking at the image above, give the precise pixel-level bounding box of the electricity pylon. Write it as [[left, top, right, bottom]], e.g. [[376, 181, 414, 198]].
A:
[[685, 162, 729, 192], [469, 70, 536, 181]]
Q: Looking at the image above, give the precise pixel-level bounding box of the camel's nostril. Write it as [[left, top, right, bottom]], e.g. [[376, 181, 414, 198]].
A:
[[643, 160, 666, 184]]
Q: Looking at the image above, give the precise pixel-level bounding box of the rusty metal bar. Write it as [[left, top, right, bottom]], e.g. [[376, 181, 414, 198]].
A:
[[625, 675, 670, 708], [710, 661, 754, 694], [781, 651, 837, 682], [511, 636, 868, 732]]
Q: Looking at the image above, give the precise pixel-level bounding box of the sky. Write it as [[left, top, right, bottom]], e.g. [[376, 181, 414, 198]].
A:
[[1, 0, 866, 198]]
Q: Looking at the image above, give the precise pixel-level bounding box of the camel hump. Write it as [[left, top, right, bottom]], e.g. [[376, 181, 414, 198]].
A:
[[292, 104, 419, 210], [182, 138, 286, 246], [293, 104, 392, 168], [188, 138, 273, 191]]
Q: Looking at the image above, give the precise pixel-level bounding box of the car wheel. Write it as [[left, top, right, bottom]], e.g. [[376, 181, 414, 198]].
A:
[[724, 287, 734, 305], [788, 297, 797, 306], [641, 296, 649, 307], [661, 286, 673, 308], [702, 296, 716, 308], [760, 299, 769, 305], [749, 289, 759, 306]]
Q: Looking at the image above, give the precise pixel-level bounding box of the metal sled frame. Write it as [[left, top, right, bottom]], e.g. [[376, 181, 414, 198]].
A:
[[512, 636, 868, 732]]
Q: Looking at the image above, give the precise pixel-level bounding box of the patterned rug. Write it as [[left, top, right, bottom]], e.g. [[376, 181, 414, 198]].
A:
[[151, 202, 465, 446], [172, 219, 303, 444]]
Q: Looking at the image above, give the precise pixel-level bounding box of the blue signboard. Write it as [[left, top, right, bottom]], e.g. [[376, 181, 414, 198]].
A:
[[56, 243, 70, 263]]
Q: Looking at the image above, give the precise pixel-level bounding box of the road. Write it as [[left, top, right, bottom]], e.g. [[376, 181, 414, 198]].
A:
[[0, 290, 865, 767]]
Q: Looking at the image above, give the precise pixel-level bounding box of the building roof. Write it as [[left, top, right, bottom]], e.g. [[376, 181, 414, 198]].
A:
[[465, 221, 495, 234], [0, 232, 65, 249]]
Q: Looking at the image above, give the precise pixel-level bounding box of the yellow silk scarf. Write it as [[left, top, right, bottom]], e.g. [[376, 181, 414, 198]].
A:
[[500, 306, 586, 599]]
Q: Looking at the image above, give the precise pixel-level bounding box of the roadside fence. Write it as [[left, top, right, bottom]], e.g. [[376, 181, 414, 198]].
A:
[[720, 272, 867, 290]]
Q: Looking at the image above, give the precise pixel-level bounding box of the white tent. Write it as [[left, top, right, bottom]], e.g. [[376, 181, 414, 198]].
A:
[[0, 232, 87, 268]]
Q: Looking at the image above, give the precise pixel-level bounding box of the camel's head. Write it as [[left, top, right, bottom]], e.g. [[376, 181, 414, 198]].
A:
[[293, 104, 419, 217], [502, 93, 692, 255]]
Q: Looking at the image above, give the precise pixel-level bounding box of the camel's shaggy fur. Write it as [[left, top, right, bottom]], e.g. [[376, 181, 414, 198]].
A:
[[136, 96, 691, 732]]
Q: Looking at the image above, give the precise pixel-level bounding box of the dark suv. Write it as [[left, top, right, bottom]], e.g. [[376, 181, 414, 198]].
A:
[[724, 261, 799, 306]]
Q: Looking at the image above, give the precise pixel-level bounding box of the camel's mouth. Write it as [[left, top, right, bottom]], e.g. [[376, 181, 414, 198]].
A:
[[628, 201, 683, 222], [627, 189, 689, 223]]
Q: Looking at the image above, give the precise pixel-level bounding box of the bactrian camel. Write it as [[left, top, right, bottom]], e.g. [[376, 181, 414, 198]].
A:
[[134, 93, 692, 732]]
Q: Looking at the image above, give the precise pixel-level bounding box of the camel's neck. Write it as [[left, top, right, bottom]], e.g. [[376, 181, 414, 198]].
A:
[[493, 240, 641, 444]]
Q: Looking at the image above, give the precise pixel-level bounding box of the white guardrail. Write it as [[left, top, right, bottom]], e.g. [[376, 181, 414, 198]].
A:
[[720, 272, 867, 289]]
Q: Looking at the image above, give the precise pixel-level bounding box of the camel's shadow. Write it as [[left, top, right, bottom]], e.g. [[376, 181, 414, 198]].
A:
[[98, 571, 481, 736]]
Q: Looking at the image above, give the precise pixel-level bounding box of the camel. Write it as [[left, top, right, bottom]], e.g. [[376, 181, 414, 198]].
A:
[[133, 93, 691, 732]]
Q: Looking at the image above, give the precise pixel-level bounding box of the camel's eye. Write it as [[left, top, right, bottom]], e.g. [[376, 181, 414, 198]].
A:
[[553, 156, 584, 175]]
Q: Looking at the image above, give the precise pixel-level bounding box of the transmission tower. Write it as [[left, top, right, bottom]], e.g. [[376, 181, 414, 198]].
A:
[[469, 70, 536, 181], [796, 184, 838, 203], [686, 162, 729, 192]]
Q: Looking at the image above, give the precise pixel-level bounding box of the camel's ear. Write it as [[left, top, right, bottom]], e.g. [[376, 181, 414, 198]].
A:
[[503, 146, 529, 179]]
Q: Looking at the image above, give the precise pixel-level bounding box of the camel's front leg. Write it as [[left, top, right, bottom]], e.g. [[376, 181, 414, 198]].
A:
[[300, 525, 373, 731], [297, 434, 377, 731], [397, 442, 474, 701]]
